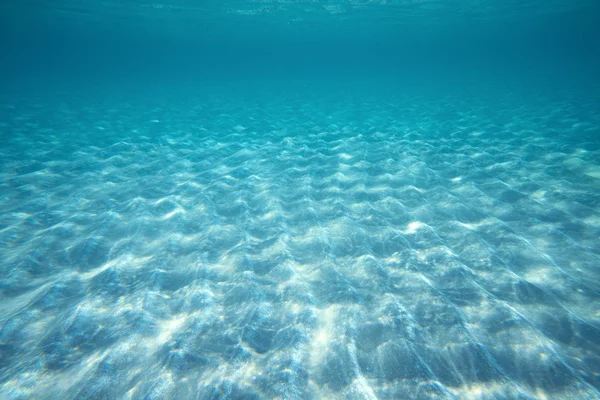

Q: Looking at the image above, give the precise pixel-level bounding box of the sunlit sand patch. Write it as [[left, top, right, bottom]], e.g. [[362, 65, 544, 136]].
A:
[[415, 246, 455, 263], [159, 206, 185, 220], [323, 217, 354, 237], [582, 215, 600, 228], [215, 252, 243, 275], [339, 162, 354, 172], [368, 184, 392, 194], [281, 298, 307, 315], [456, 217, 496, 231], [256, 209, 279, 223], [289, 259, 320, 276], [324, 185, 344, 195], [460, 296, 493, 323], [522, 265, 560, 286], [453, 381, 522, 400], [563, 155, 584, 169], [255, 237, 288, 261], [383, 250, 407, 265], [347, 376, 378, 399], [353, 160, 370, 169], [310, 305, 341, 366], [530, 189, 547, 202], [136, 313, 192, 358], [584, 165, 600, 179], [403, 221, 427, 234]]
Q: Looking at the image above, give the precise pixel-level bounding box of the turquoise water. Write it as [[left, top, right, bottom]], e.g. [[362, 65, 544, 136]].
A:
[[1, 1, 600, 399]]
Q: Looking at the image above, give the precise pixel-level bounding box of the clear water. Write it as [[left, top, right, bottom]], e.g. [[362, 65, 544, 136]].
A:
[[1, 1, 600, 399]]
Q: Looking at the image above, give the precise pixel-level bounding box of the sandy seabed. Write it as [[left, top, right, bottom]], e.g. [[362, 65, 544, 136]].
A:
[[1, 85, 599, 399]]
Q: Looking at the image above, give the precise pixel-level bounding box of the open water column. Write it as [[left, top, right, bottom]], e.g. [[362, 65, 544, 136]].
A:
[[1, 0, 600, 399]]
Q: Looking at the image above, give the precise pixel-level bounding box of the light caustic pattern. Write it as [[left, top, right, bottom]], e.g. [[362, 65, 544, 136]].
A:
[[0, 89, 599, 399]]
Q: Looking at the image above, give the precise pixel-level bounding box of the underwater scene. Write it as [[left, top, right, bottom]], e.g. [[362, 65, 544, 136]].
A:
[[1, 1, 600, 399]]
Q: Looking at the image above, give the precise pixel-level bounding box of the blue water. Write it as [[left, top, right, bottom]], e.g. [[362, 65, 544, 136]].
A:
[[1, 1, 600, 399]]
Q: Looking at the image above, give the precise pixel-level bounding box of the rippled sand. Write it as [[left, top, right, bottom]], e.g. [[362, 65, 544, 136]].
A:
[[1, 85, 599, 399]]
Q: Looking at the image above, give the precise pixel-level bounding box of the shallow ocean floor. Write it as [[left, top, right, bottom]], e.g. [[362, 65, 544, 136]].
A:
[[1, 84, 600, 399]]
